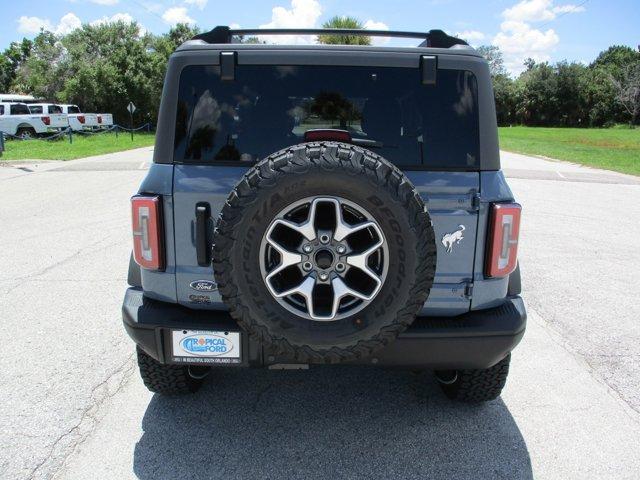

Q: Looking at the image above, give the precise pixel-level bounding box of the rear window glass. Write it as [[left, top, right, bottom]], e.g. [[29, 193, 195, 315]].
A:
[[29, 105, 43, 114], [174, 65, 479, 169], [11, 104, 31, 115], [68, 105, 81, 114], [48, 105, 63, 114]]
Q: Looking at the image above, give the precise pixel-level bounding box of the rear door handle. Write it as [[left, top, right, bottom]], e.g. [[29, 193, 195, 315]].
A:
[[195, 203, 210, 266]]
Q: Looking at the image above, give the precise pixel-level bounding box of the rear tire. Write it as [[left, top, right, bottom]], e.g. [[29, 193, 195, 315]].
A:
[[17, 127, 37, 139], [136, 346, 208, 395], [435, 354, 511, 403]]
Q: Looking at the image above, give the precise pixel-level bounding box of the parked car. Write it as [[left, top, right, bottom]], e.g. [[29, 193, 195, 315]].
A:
[[0, 93, 36, 103], [124, 26, 525, 403], [59, 104, 98, 131], [97, 113, 114, 129], [0, 102, 68, 138], [28, 103, 69, 130]]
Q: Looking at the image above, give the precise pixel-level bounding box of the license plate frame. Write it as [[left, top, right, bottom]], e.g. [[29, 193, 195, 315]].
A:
[[170, 329, 242, 365]]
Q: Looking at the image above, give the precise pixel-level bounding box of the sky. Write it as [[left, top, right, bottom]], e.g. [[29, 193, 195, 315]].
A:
[[1, 0, 638, 75]]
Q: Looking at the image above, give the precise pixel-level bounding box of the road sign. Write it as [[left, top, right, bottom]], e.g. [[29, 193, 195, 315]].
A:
[[127, 102, 136, 141]]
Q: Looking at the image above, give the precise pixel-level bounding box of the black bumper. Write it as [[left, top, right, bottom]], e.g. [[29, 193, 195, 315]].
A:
[[123, 287, 526, 369]]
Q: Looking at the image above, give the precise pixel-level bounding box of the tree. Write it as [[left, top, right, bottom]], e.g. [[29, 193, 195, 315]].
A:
[[0, 38, 33, 92], [14, 31, 64, 100], [318, 16, 370, 45], [493, 73, 518, 125], [58, 21, 161, 124], [590, 45, 640, 125], [476, 46, 507, 77], [610, 63, 640, 125], [555, 61, 589, 126], [516, 61, 559, 125]]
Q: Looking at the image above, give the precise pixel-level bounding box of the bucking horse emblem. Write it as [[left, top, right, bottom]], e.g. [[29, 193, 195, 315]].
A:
[[441, 225, 465, 253]]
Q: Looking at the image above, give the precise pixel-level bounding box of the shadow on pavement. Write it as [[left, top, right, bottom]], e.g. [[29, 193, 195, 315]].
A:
[[133, 366, 532, 480]]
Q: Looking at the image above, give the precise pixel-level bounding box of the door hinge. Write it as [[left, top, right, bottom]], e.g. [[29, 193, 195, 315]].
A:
[[464, 282, 474, 298], [220, 51, 236, 81], [471, 191, 481, 211], [420, 55, 437, 85]]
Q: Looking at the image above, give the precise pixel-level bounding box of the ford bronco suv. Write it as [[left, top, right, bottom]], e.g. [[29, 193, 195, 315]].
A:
[[123, 26, 525, 403]]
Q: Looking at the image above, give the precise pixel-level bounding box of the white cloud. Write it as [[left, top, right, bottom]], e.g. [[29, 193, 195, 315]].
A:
[[503, 0, 584, 22], [90, 12, 134, 26], [67, 0, 120, 4], [229, 22, 241, 30], [258, 0, 322, 44], [493, 21, 559, 74], [552, 4, 585, 14], [56, 13, 82, 35], [90, 13, 146, 35], [455, 30, 485, 43], [184, 0, 208, 9], [17, 16, 52, 34], [162, 6, 195, 25], [364, 20, 390, 46], [494, 0, 584, 75], [17, 13, 82, 35]]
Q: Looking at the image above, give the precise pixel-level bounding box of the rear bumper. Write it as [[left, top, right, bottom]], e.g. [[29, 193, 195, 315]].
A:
[[122, 287, 526, 369]]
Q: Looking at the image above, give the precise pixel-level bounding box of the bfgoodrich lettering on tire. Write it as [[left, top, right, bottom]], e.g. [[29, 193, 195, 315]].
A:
[[212, 142, 436, 363]]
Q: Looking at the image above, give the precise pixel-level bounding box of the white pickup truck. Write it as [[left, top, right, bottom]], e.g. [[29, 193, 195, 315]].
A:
[[60, 104, 98, 131], [0, 102, 68, 138], [97, 113, 114, 129]]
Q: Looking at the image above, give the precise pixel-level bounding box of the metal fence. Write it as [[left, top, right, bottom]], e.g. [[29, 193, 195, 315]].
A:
[[0, 123, 153, 145]]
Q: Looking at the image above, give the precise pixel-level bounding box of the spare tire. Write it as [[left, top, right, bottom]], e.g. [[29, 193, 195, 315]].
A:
[[213, 142, 436, 363]]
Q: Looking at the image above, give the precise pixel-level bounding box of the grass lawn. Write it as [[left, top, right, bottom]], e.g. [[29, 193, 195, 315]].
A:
[[0, 132, 155, 161], [499, 126, 640, 176]]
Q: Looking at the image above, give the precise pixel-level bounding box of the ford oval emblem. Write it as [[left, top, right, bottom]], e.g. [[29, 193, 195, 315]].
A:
[[189, 280, 217, 292]]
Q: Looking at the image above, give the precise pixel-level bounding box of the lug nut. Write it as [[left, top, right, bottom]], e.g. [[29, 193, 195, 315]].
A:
[[303, 244, 313, 253], [320, 234, 330, 244], [336, 245, 346, 254], [302, 262, 313, 271], [319, 272, 329, 281], [336, 263, 345, 272]]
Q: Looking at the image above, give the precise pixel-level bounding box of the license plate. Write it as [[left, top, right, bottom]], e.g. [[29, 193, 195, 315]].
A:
[[171, 329, 241, 364]]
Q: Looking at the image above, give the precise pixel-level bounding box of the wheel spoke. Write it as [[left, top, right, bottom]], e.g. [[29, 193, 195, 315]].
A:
[[330, 276, 372, 317], [345, 239, 384, 286], [274, 276, 316, 317], [270, 218, 316, 242], [265, 242, 302, 281]]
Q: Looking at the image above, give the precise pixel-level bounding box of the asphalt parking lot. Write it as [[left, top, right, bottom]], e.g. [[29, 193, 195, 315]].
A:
[[1, 149, 639, 479]]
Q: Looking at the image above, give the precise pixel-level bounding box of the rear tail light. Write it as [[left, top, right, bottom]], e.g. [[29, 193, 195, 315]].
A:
[[485, 203, 521, 278], [131, 195, 164, 270], [304, 129, 352, 143], [42, 116, 50, 125], [97, 115, 102, 124], [78, 115, 85, 124]]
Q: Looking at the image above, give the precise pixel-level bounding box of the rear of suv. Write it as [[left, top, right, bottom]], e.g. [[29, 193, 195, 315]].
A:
[[123, 27, 525, 402]]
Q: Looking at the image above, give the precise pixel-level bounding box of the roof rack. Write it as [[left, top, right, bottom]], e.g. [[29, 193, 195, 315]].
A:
[[191, 26, 468, 48]]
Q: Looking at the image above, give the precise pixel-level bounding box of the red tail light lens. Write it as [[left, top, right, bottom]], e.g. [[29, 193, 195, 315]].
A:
[[97, 115, 102, 124], [78, 115, 85, 124], [131, 195, 164, 270], [485, 203, 521, 278], [42, 116, 50, 125], [304, 129, 352, 143]]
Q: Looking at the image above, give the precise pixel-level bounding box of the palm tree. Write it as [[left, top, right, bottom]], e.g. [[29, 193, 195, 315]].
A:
[[317, 16, 371, 45]]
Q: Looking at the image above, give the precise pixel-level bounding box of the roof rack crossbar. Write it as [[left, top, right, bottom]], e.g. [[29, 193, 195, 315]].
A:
[[191, 26, 468, 48]]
